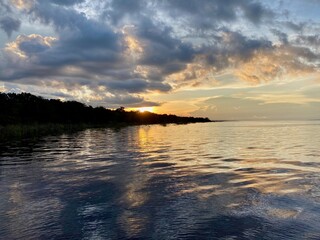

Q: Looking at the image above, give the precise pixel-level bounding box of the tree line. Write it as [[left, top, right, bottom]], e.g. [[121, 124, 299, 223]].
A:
[[0, 92, 211, 126]]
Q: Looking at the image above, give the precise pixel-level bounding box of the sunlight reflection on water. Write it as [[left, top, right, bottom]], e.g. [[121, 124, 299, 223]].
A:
[[0, 121, 320, 239]]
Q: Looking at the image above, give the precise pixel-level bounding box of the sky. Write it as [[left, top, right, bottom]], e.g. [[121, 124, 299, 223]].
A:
[[0, 0, 320, 120]]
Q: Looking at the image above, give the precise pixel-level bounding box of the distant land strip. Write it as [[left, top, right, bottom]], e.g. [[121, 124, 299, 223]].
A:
[[0, 92, 211, 139]]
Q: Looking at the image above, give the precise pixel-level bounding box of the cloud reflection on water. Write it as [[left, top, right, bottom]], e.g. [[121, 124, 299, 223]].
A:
[[0, 121, 320, 239]]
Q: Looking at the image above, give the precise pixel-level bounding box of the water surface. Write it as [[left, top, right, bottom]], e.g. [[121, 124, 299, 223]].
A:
[[1, 121, 320, 239]]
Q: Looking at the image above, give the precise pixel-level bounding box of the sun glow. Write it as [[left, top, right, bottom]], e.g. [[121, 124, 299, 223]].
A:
[[137, 107, 154, 113]]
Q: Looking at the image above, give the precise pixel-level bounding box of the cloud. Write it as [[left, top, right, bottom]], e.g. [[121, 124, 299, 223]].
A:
[[0, 1, 21, 37], [105, 79, 171, 93], [295, 34, 320, 47], [137, 20, 193, 65], [245, 93, 320, 104], [283, 21, 306, 32], [235, 43, 319, 84], [164, 29, 273, 88], [191, 95, 320, 120], [9, 0, 34, 10], [0, 16, 21, 37], [0, 0, 13, 13], [101, 94, 161, 108], [160, 0, 274, 29], [1, 34, 56, 79], [106, 0, 145, 25], [0, 0, 123, 79], [0, 0, 319, 110], [16, 34, 54, 54], [50, 0, 85, 6], [271, 29, 288, 44]]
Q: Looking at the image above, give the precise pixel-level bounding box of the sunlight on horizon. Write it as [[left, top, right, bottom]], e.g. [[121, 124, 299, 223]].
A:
[[136, 107, 155, 113]]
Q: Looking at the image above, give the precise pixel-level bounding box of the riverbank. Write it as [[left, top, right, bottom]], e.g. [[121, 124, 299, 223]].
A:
[[0, 123, 90, 141], [0, 92, 211, 140], [0, 121, 212, 141]]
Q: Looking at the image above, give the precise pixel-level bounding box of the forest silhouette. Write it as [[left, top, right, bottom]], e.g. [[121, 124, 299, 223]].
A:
[[0, 92, 211, 126]]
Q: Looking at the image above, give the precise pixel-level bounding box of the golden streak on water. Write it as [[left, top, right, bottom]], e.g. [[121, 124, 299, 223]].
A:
[[0, 121, 320, 239]]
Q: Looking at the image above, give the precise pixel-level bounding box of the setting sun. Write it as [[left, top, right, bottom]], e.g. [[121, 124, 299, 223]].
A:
[[137, 107, 154, 113]]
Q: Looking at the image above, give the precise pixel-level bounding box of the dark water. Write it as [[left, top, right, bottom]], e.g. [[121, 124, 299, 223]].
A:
[[0, 121, 320, 240]]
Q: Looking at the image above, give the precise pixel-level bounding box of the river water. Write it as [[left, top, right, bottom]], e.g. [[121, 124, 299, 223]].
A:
[[0, 121, 320, 239]]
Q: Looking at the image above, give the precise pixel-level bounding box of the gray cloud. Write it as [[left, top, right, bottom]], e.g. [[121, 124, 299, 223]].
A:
[[0, 0, 319, 108], [0, 0, 12, 13], [283, 21, 306, 32], [19, 38, 50, 54], [105, 79, 171, 93], [217, 30, 273, 60], [295, 35, 320, 47], [107, 0, 144, 25], [271, 29, 288, 44], [101, 94, 161, 108], [134, 17, 197, 78], [0, 1, 20, 37], [0, 16, 20, 37], [161, 0, 274, 28], [50, 0, 85, 6]]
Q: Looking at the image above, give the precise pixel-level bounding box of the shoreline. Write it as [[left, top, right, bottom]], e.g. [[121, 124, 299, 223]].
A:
[[0, 121, 212, 141]]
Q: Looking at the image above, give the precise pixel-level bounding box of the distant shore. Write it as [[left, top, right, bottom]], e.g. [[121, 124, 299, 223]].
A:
[[0, 92, 211, 140], [0, 121, 214, 141]]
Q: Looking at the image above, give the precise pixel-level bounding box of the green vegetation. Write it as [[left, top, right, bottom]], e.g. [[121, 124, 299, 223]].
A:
[[0, 92, 211, 140]]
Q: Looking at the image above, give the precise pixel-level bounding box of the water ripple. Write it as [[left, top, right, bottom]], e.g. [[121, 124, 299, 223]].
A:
[[1, 121, 320, 239]]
